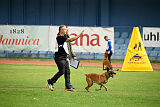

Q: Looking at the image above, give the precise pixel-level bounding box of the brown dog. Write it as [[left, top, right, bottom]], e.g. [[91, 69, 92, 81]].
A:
[[102, 51, 113, 71], [81, 66, 116, 92]]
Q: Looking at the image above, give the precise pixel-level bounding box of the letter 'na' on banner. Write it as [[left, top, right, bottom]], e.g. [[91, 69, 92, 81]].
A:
[[122, 27, 153, 71]]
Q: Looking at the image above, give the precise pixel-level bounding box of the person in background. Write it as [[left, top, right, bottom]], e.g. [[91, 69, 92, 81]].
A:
[[65, 26, 77, 89], [104, 36, 113, 63], [46, 25, 84, 92]]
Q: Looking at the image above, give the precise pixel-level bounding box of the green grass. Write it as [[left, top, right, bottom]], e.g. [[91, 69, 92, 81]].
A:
[[0, 64, 160, 107]]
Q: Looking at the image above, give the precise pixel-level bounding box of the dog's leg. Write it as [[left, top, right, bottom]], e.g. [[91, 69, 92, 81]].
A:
[[104, 58, 112, 71], [95, 85, 102, 91], [110, 69, 119, 72], [100, 83, 108, 91], [103, 63, 106, 70], [103, 64, 104, 70], [85, 77, 93, 92]]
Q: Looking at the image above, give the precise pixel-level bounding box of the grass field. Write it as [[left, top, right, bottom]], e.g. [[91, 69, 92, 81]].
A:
[[0, 64, 160, 107]]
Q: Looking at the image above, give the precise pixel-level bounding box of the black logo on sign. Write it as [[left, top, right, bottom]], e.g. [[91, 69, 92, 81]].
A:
[[130, 54, 142, 61], [130, 42, 143, 62], [133, 41, 142, 51]]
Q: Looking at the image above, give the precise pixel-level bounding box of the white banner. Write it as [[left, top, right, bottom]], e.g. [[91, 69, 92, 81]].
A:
[[0, 25, 114, 53], [0, 25, 49, 51], [68, 26, 114, 53], [143, 27, 160, 47]]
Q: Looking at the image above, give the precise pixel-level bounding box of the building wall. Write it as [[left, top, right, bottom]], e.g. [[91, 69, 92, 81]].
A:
[[0, 0, 160, 27]]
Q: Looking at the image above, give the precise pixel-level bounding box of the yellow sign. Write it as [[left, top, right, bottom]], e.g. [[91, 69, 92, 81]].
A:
[[122, 27, 153, 71]]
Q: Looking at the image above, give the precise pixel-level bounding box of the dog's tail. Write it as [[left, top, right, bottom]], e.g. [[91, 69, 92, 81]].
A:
[[81, 65, 87, 76], [109, 69, 119, 72]]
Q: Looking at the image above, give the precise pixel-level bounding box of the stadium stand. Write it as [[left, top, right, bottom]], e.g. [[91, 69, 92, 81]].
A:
[[115, 38, 125, 44], [30, 51, 39, 58], [21, 51, 31, 58], [114, 32, 120, 38], [121, 32, 129, 39], [0, 50, 5, 57], [124, 38, 130, 45], [95, 53, 104, 59]]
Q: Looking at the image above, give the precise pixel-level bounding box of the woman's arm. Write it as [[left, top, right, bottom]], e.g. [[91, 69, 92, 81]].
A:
[[65, 30, 84, 42]]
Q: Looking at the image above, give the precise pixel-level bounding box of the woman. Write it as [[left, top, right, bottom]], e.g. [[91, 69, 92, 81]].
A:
[[46, 25, 84, 91]]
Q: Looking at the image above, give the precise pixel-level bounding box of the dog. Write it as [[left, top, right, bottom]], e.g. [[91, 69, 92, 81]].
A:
[[102, 51, 113, 71], [81, 66, 117, 92]]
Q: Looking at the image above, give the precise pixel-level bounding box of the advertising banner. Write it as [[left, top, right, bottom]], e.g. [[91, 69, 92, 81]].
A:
[[0, 25, 114, 53], [143, 27, 160, 47], [68, 26, 114, 53], [0, 25, 49, 51]]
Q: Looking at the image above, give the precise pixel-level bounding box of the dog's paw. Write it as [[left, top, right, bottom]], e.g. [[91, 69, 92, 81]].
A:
[[85, 88, 90, 92], [95, 89, 101, 91]]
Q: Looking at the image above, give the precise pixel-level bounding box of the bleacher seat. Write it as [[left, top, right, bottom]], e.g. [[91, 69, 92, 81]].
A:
[[153, 47, 160, 51], [114, 44, 120, 50], [12, 50, 23, 57], [5, 51, 13, 58], [48, 51, 54, 59], [145, 47, 154, 51], [120, 44, 128, 50], [116, 39, 125, 44], [157, 57, 160, 61], [95, 53, 104, 59], [149, 57, 156, 61], [129, 33, 132, 37], [114, 32, 120, 38], [146, 50, 151, 55], [114, 38, 118, 43], [0, 50, 5, 57], [38, 51, 49, 58], [125, 38, 130, 45], [75, 52, 83, 59], [113, 50, 125, 59], [22, 51, 31, 58], [122, 49, 127, 56], [149, 51, 159, 61], [149, 51, 158, 57], [114, 50, 123, 56], [81, 52, 95, 59], [30, 51, 39, 58], [121, 32, 129, 39]]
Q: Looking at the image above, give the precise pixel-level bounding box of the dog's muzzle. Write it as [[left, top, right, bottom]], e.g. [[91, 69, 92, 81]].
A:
[[109, 71, 116, 78]]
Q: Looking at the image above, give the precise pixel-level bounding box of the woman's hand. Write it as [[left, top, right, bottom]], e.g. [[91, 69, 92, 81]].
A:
[[79, 30, 84, 37], [66, 30, 85, 42]]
